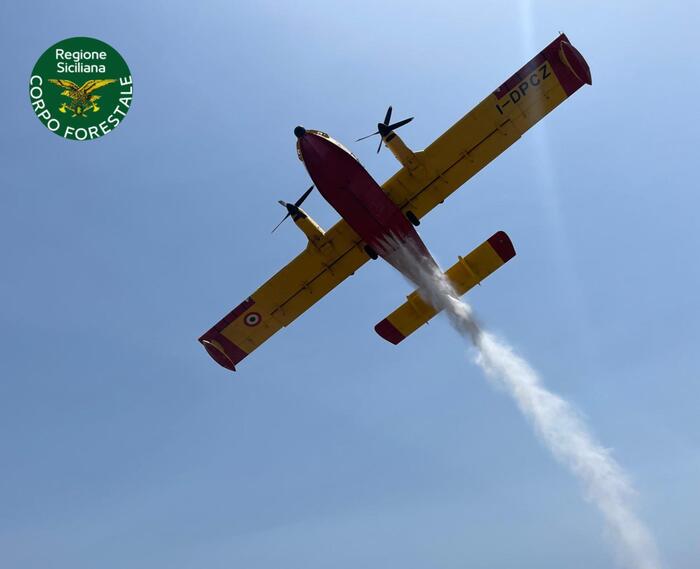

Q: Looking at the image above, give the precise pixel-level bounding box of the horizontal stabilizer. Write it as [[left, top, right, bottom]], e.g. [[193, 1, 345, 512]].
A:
[[375, 231, 515, 345]]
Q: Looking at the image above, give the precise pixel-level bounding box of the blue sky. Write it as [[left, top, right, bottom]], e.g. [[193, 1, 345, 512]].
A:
[[1, 1, 698, 568]]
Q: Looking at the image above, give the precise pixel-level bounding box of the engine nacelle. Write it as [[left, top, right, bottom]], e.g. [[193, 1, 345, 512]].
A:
[[383, 131, 422, 171], [290, 206, 325, 246]]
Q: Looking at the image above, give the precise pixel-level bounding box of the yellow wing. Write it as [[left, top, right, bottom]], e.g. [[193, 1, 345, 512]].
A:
[[199, 219, 369, 371], [381, 34, 591, 219], [48, 79, 80, 91], [79, 79, 116, 94]]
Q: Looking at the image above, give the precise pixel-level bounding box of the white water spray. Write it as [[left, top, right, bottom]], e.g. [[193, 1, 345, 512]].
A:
[[384, 242, 662, 569]]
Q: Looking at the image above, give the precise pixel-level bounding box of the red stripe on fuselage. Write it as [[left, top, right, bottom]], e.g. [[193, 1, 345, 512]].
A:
[[297, 132, 431, 263]]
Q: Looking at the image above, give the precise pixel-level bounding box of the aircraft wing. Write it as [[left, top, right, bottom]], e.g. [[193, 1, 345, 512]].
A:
[[199, 220, 368, 370], [382, 34, 591, 218]]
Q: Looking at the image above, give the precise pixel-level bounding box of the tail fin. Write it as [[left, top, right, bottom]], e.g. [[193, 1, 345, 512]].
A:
[[375, 231, 515, 344]]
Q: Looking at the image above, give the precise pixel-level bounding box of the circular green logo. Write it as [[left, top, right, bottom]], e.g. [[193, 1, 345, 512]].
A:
[[29, 37, 132, 141]]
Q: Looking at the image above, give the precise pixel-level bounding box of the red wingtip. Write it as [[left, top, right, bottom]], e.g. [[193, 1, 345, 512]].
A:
[[199, 333, 250, 372], [375, 319, 406, 345], [560, 41, 592, 85], [201, 340, 237, 371], [487, 231, 516, 263]]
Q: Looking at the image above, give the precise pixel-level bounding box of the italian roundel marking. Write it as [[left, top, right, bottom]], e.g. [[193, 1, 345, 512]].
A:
[[244, 312, 261, 327]]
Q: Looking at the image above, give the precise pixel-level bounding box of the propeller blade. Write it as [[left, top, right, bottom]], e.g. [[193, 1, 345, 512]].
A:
[[272, 185, 314, 233], [357, 106, 412, 153], [356, 130, 380, 142], [271, 213, 290, 233], [294, 185, 314, 207], [387, 117, 414, 131]]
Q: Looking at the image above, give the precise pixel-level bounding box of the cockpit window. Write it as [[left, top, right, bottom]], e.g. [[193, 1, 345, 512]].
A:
[[311, 130, 358, 161]]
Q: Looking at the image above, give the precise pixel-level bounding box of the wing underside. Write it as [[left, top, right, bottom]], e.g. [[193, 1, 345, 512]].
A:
[[381, 34, 591, 217], [199, 220, 368, 370]]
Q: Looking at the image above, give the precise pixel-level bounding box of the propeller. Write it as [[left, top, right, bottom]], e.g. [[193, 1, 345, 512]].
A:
[[271, 185, 314, 233], [356, 106, 414, 153]]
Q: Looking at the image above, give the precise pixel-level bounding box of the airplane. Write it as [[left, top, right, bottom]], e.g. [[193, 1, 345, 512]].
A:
[[198, 33, 591, 372]]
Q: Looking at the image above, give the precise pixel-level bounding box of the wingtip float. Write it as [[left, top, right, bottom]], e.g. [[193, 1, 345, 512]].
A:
[[198, 33, 591, 373]]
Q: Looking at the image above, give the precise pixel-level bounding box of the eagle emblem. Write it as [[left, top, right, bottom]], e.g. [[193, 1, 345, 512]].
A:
[[48, 78, 116, 116]]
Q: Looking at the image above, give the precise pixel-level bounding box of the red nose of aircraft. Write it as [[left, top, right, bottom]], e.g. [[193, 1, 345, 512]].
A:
[[294, 126, 330, 165]]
